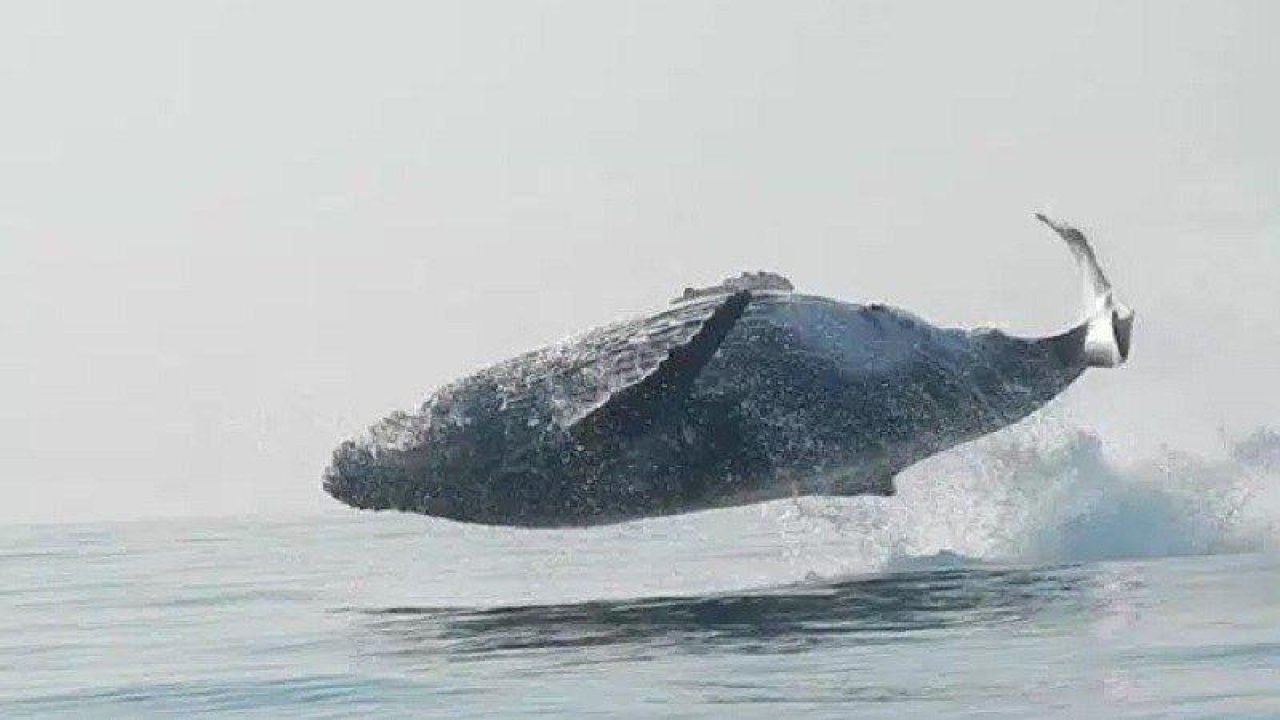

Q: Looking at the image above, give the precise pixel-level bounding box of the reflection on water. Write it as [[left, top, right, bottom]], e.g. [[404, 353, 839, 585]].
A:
[[351, 566, 1095, 661]]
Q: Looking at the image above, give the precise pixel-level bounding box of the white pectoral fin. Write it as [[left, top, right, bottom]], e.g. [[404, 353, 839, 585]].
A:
[[1083, 295, 1134, 367], [1036, 213, 1134, 368]]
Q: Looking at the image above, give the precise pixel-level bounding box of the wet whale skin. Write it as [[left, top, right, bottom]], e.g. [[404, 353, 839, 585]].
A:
[[324, 290, 1088, 527]]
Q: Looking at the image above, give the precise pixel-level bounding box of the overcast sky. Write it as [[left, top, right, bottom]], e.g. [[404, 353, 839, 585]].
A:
[[2, 1, 1277, 524]]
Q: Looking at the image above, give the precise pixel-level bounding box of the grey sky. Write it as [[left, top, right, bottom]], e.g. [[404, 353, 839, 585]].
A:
[[2, 1, 1277, 523]]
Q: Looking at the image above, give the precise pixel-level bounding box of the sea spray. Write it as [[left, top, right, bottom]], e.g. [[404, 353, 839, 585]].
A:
[[773, 423, 1280, 577]]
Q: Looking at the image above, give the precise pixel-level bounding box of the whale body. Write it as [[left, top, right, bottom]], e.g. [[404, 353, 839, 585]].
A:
[[323, 215, 1133, 527]]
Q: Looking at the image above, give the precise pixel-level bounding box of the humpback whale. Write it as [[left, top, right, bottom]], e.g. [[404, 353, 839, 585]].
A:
[[324, 215, 1133, 527]]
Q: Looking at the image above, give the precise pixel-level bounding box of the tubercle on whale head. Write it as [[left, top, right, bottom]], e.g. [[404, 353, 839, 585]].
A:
[[1035, 213, 1134, 368]]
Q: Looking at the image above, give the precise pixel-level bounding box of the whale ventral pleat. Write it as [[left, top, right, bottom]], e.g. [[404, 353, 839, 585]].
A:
[[673, 271, 794, 304]]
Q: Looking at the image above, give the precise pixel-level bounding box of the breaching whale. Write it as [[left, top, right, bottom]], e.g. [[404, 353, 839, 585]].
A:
[[324, 215, 1133, 527]]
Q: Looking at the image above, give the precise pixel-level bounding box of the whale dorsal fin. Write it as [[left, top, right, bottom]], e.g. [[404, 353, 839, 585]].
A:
[[672, 271, 793, 304]]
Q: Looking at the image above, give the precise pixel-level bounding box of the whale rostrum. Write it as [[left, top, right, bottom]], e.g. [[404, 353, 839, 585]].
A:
[[324, 215, 1133, 527]]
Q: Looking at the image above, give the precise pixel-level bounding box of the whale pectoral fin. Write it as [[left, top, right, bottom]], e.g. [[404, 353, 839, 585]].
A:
[[570, 290, 752, 444], [487, 286, 757, 435], [1035, 213, 1134, 367]]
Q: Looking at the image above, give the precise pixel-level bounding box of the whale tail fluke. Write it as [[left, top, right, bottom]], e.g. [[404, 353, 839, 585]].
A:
[[1036, 213, 1134, 368]]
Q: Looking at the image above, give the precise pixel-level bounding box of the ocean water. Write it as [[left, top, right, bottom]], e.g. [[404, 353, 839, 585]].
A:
[[3, 430, 1278, 718]]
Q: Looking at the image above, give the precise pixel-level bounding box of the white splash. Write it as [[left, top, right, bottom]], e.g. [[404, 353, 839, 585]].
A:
[[769, 421, 1280, 578]]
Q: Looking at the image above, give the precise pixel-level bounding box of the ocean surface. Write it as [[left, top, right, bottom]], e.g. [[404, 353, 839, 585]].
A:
[[3, 431, 1278, 718]]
